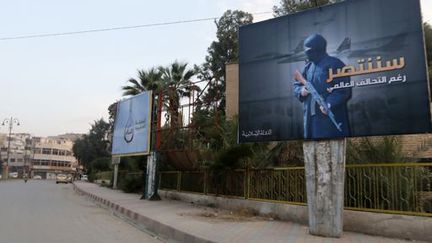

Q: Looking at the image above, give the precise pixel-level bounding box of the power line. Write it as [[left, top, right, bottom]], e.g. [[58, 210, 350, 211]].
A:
[[0, 11, 273, 41]]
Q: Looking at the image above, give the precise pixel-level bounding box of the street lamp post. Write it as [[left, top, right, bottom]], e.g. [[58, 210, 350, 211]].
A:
[[2, 117, 20, 179]]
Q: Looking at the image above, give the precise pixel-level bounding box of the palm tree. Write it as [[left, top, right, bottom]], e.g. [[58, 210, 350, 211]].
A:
[[121, 62, 198, 129], [121, 67, 162, 96], [159, 61, 199, 128]]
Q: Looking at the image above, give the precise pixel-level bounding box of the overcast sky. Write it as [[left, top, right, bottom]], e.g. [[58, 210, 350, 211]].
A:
[[0, 0, 430, 137]]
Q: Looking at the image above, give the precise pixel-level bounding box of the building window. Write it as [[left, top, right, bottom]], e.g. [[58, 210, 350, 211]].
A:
[[42, 148, 51, 155], [52, 149, 59, 155], [41, 160, 49, 166]]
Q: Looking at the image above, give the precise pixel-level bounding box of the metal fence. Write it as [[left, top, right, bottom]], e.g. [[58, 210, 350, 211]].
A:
[[94, 171, 144, 186], [94, 171, 113, 181], [159, 163, 432, 217]]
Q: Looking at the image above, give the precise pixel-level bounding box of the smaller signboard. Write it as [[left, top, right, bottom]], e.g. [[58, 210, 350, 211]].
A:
[[112, 91, 152, 156]]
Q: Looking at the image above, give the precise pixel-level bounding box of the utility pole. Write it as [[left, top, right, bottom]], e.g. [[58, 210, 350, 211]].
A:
[[2, 117, 20, 179]]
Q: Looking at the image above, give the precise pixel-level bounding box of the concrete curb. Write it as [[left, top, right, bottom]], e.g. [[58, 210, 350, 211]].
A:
[[73, 183, 214, 243]]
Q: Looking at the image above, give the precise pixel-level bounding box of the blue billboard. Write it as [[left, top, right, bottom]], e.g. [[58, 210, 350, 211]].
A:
[[112, 91, 152, 156], [238, 0, 431, 142]]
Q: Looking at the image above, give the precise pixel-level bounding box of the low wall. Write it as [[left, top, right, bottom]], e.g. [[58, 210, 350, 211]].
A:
[[94, 179, 111, 185], [159, 190, 432, 242]]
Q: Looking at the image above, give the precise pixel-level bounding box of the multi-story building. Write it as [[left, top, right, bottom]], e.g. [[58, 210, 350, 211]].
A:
[[0, 133, 32, 177], [0, 133, 6, 172], [31, 136, 79, 179], [0, 133, 80, 179]]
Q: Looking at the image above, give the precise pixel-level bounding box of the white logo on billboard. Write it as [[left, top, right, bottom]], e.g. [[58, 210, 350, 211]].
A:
[[124, 101, 135, 143]]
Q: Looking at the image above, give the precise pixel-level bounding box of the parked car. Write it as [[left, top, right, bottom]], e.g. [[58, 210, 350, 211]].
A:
[[9, 172, 18, 178], [81, 175, 88, 181], [56, 174, 68, 184], [66, 174, 73, 183], [33, 175, 42, 180]]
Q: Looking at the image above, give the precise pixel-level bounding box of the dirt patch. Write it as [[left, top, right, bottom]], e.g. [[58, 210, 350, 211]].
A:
[[178, 207, 274, 222]]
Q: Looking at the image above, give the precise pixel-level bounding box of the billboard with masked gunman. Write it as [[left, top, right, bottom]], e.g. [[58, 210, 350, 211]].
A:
[[112, 91, 152, 156], [238, 0, 431, 142]]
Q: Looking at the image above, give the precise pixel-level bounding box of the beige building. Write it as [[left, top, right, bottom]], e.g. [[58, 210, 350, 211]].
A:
[[0, 134, 6, 146], [32, 136, 78, 179], [0, 133, 80, 178], [0, 133, 32, 177], [226, 63, 239, 120]]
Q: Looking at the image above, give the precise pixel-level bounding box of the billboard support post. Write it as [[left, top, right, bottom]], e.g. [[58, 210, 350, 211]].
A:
[[303, 139, 346, 238], [143, 91, 162, 201], [113, 163, 118, 189], [145, 151, 160, 200], [111, 157, 121, 189]]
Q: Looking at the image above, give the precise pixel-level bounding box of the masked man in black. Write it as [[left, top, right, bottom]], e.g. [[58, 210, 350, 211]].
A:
[[293, 34, 351, 139]]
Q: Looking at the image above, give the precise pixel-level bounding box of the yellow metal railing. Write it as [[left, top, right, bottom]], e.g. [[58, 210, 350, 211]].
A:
[[344, 163, 432, 216], [159, 163, 432, 217], [248, 167, 306, 204]]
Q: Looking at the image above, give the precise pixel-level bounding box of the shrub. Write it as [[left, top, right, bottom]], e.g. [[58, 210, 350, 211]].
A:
[[346, 136, 404, 164], [119, 174, 145, 193]]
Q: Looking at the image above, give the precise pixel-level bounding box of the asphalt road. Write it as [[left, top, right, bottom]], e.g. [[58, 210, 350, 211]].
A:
[[0, 180, 161, 243]]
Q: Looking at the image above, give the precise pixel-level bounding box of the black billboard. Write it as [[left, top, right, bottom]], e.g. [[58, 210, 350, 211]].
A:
[[239, 0, 431, 142]]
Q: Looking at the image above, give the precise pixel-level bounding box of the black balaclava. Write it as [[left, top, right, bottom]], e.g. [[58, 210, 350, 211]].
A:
[[304, 34, 327, 64]]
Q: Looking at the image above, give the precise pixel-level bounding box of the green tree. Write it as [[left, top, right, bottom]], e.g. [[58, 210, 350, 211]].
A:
[[72, 135, 91, 168], [106, 101, 118, 151], [72, 119, 111, 170], [159, 61, 197, 127], [121, 67, 162, 96], [424, 23, 432, 91], [190, 10, 253, 166], [424, 22, 432, 65], [88, 119, 110, 155], [196, 10, 253, 112], [273, 0, 343, 16], [121, 62, 197, 129]]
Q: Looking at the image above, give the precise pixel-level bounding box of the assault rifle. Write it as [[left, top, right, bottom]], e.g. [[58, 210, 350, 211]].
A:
[[295, 71, 342, 132]]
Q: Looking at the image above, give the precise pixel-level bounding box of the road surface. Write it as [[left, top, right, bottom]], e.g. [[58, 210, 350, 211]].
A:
[[0, 180, 161, 243]]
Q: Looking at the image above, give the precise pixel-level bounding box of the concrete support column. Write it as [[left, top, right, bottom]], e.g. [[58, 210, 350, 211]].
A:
[[303, 139, 346, 238], [113, 164, 119, 189], [112, 157, 120, 189]]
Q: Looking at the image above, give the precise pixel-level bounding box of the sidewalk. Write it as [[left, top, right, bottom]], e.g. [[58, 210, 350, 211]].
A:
[[73, 182, 421, 243]]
